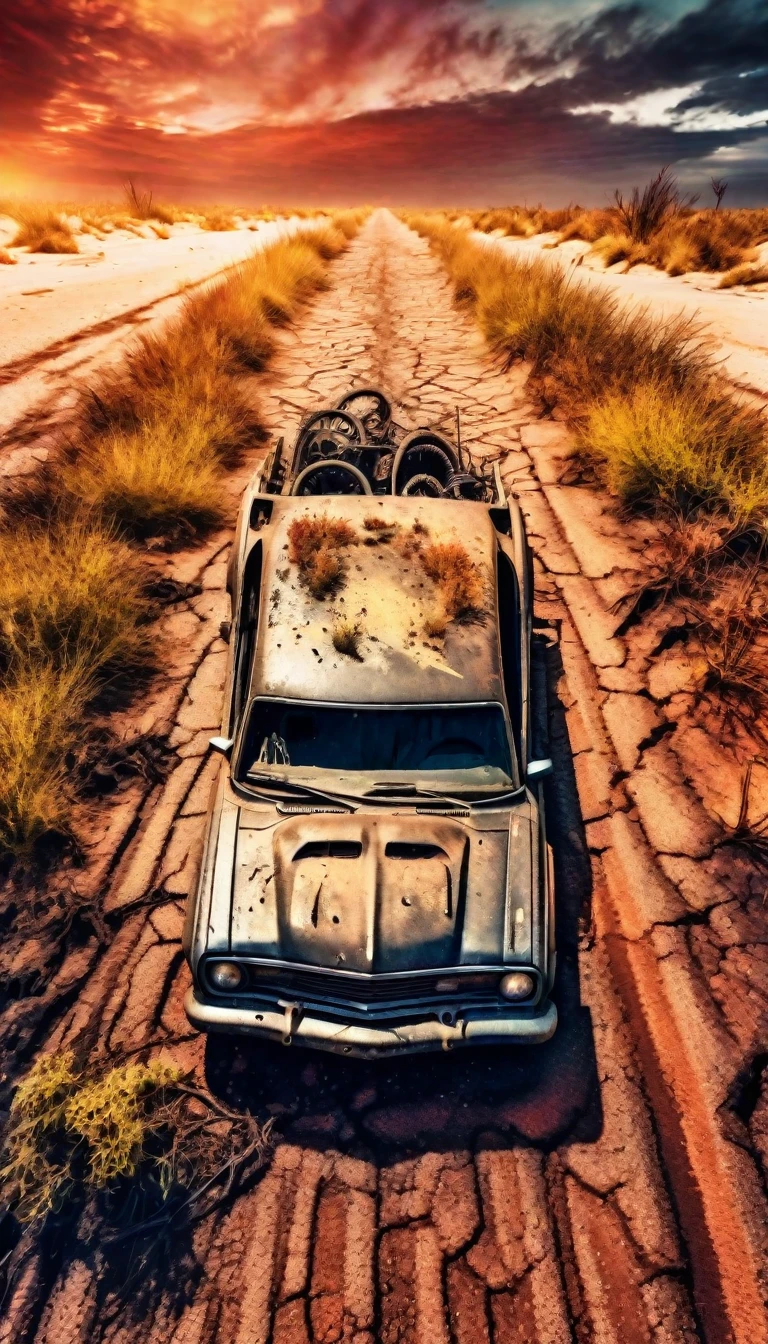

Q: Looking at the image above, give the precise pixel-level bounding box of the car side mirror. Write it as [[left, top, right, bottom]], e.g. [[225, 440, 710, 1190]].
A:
[[209, 736, 234, 757], [527, 758, 553, 780], [219, 620, 231, 643]]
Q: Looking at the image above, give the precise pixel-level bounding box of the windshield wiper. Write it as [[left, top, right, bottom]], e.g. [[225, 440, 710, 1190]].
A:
[[364, 783, 522, 809], [244, 772, 357, 812]]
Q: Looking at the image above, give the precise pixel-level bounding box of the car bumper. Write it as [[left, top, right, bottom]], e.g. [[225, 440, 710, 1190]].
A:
[[184, 989, 557, 1057]]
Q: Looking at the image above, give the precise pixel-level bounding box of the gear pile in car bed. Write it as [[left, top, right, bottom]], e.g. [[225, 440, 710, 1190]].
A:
[[258, 388, 497, 500]]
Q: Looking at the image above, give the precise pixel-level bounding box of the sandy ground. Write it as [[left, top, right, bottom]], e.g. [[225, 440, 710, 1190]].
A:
[[1, 212, 766, 1344], [0, 216, 312, 472], [478, 230, 768, 400]]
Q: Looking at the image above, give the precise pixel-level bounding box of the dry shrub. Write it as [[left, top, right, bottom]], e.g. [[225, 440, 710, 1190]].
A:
[[0, 519, 150, 675], [329, 208, 369, 238], [613, 166, 689, 244], [62, 416, 226, 539], [421, 542, 485, 619], [1, 1050, 271, 1232], [0, 247, 17, 264], [332, 619, 362, 658], [0, 521, 151, 855], [409, 215, 768, 531], [12, 206, 78, 254], [558, 210, 615, 243], [719, 262, 768, 289], [200, 209, 237, 231], [363, 515, 396, 531], [424, 609, 448, 638], [582, 382, 768, 521], [288, 515, 356, 598]]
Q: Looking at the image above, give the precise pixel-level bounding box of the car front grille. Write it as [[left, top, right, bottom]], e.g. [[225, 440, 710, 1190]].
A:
[[202, 959, 527, 1017]]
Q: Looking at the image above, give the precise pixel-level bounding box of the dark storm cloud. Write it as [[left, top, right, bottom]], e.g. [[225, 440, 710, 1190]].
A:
[[518, 0, 768, 108]]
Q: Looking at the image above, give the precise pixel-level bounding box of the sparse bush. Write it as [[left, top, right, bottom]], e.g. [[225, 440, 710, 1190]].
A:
[[718, 262, 768, 289], [12, 206, 78, 254], [421, 542, 485, 619], [332, 619, 362, 657], [613, 166, 693, 244], [0, 1051, 271, 1231], [581, 381, 768, 521], [200, 209, 237, 231], [409, 215, 768, 531], [124, 180, 174, 225], [288, 515, 356, 597]]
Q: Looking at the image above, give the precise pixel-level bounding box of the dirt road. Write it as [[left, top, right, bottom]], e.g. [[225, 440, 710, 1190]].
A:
[[478, 230, 768, 401], [1, 211, 766, 1344]]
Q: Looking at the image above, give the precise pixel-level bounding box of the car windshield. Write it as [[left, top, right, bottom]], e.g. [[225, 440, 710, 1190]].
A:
[[239, 700, 514, 782]]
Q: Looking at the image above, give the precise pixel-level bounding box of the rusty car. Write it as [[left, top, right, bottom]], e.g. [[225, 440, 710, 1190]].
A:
[[183, 392, 556, 1055]]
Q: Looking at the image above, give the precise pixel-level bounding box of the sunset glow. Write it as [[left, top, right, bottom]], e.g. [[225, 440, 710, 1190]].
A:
[[2, 0, 767, 203]]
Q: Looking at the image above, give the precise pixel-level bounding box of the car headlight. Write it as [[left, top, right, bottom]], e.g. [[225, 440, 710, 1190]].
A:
[[500, 971, 536, 1001], [208, 960, 244, 991]]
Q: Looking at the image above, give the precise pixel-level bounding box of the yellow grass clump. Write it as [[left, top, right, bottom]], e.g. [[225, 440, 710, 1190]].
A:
[[11, 206, 78, 254], [0, 521, 151, 854], [407, 214, 768, 529], [718, 262, 768, 289], [0, 1051, 182, 1224]]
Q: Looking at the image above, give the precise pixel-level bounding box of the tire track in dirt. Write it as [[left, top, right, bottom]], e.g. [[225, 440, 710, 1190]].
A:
[[1, 210, 763, 1344]]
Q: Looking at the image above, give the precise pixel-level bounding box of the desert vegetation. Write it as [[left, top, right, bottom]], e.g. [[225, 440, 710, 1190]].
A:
[[288, 513, 357, 598], [0, 1048, 270, 1234], [466, 169, 768, 278], [0, 217, 362, 859], [407, 209, 768, 729]]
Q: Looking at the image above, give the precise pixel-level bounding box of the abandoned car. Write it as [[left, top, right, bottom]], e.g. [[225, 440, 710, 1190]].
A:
[[183, 393, 556, 1055]]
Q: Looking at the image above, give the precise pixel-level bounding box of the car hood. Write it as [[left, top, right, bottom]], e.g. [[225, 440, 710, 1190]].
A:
[[207, 803, 536, 972]]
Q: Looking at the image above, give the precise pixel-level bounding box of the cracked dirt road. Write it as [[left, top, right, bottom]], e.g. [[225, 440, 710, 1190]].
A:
[[1, 210, 766, 1344]]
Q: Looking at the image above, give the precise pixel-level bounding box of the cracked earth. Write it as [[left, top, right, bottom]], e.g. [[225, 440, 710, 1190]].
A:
[[1, 211, 766, 1344]]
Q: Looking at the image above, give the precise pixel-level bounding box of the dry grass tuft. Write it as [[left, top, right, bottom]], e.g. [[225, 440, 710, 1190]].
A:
[[0, 1050, 271, 1230], [0, 521, 151, 855], [200, 209, 237, 232], [718, 262, 768, 289], [421, 542, 485, 620], [582, 382, 768, 521], [288, 515, 356, 598], [0, 1050, 183, 1223], [332, 619, 363, 658], [0, 247, 17, 264], [12, 206, 78, 254], [61, 417, 227, 539], [409, 215, 768, 530], [363, 516, 396, 532], [424, 609, 448, 638]]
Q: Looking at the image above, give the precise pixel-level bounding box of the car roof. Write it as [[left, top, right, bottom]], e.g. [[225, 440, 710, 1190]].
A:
[[246, 495, 506, 706]]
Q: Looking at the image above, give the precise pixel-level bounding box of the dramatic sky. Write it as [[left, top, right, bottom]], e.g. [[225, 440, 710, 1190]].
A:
[[2, 0, 767, 204]]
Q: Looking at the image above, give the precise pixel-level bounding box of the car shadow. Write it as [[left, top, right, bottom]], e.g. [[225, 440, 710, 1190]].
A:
[[205, 636, 601, 1156]]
